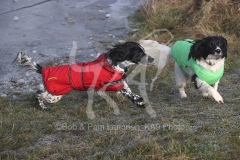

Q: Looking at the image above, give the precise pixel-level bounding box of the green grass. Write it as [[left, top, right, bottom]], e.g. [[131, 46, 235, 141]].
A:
[[1, 66, 240, 159], [1, 0, 240, 159]]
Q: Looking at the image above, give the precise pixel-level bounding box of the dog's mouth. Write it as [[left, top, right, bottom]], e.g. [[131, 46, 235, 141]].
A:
[[205, 54, 223, 66], [206, 57, 222, 66], [139, 55, 154, 65], [207, 61, 216, 66], [139, 62, 153, 66]]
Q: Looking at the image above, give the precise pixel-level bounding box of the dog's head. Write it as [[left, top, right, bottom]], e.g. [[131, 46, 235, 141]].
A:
[[107, 42, 154, 66], [189, 36, 227, 66]]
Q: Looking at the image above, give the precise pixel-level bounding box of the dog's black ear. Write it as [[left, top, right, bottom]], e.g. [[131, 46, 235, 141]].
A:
[[107, 46, 126, 66], [221, 36, 228, 59], [189, 39, 205, 60]]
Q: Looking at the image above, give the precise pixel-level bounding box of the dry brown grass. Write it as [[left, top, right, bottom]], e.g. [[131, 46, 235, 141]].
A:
[[135, 0, 240, 43]]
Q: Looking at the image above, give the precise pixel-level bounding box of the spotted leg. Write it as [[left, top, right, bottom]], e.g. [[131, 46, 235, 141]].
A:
[[119, 88, 145, 108], [35, 88, 62, 110]]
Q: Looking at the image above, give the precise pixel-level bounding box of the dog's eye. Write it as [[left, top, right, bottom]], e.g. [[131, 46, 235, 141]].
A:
[[209, 42, 214, 47], [217, 41, 222, 46]]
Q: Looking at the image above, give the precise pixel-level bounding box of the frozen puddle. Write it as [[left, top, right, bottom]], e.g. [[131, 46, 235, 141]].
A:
[[0, 0, 146, 97], [109, 0, 145, 19]]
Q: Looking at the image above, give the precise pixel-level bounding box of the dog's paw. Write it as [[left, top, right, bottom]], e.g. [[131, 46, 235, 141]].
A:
[[180, 94, 187, 99], [35, 98, 49, 111], [203, 92, 212, 99], [41, 107, 50, 111], [38, 104, 50, 111], [135, 96, 143, 101], [36, 105, 50, 111], [179, 90, 187, 99], [217, 98, 224, 104], [212, 92, 224, 104], [136, 102, 145, 108], [134, 97, 146, 108]]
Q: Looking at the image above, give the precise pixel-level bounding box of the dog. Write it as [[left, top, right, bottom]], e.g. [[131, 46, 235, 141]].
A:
[[13, 42, 154, 112], [138, 36, 227, 103], [122, 40, 172, 91]]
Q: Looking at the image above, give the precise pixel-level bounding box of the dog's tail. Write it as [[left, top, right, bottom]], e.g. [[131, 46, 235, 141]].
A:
[[13, 52, 43, 74]]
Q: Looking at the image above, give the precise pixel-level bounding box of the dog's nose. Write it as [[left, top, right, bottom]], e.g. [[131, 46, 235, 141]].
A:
[[148, 56, 154, 63], [215, 48, 221, 54]]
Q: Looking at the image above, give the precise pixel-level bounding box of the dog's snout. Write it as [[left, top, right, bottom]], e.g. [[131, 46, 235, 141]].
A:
[[215, 48, 221, 54], [148, 56, 154, 63]]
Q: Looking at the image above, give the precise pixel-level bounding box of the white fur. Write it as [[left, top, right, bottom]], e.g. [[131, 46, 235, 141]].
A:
[[125, 40, 172, 91], [39, 91, 62, 103], [197, 57, 225, 71], [134, 39, 225, 104]]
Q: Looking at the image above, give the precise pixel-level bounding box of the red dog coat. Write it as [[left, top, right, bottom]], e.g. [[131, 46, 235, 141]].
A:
[[42, 53, 125, 95]]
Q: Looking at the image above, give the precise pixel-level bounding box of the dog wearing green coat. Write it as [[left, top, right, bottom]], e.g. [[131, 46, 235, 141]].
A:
[[139, 36, 227, 103]]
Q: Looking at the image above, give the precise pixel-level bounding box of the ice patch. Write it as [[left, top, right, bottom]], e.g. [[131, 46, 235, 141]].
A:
[[109, 0, 146, 19]]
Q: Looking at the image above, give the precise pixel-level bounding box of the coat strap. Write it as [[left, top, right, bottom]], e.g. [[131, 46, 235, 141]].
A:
[[80, 63, 87, 91], [68, 65, 76, 90]]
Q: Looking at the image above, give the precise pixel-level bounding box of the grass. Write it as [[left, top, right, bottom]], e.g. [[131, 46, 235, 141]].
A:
[[1, 0, 240, 159], [1, 67, 240, 159]]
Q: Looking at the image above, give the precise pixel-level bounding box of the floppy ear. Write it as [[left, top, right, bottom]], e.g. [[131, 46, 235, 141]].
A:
[[188, 40, 205, 60], [107, 47, 127, 66], [221, 36, 228, 58]]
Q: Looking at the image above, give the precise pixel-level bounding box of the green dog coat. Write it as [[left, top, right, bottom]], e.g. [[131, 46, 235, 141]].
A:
[[171, 39, 224, 85]]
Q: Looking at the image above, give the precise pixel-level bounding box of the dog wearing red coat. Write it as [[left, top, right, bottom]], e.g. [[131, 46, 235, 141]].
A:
[[13, 42, 154, 114]]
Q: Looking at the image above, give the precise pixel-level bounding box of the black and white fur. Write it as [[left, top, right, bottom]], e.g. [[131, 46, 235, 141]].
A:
[[13, 42, 154, 112], [138, 36, 227, 103]]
